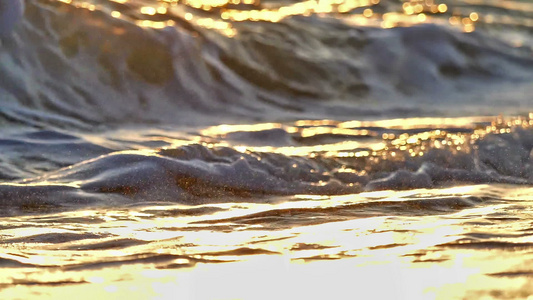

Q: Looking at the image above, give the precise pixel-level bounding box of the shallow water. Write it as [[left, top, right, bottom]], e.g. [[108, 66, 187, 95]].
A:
[[0, 0, 533, 298]]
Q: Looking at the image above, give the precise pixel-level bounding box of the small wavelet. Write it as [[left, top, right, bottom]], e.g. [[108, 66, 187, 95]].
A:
[[0, 115, 529, 214]]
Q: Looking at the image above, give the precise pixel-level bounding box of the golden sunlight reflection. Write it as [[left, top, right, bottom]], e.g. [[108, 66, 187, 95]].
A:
[[4, 185, 533, 298], [201, 122, 284, 136], [195, 116, 511, 160], [339, 116, 492, 129], [58, 0, 497, 37]]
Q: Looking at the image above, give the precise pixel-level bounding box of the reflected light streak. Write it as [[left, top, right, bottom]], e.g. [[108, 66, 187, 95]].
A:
[[247, 141, 379, 156], [201, 122, 284, 136], [340, 116, 492, 129]]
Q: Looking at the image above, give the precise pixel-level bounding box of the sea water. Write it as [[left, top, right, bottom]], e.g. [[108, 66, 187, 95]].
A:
[[0, 0, 533, 299]]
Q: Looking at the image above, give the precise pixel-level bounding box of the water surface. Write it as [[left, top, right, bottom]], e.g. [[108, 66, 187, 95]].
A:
[[1, 0, 533, 298]]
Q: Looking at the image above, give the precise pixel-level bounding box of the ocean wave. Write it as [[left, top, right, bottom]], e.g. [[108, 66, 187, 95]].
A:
[[0, 0, 532, 129]]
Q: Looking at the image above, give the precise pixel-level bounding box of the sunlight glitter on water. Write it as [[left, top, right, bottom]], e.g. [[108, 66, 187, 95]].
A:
[[60, 0, 504, 36], [2, 184, 533, 298]]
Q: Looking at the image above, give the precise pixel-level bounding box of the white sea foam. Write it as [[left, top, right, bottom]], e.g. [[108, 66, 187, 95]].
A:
[[0, 0, 24, 38]]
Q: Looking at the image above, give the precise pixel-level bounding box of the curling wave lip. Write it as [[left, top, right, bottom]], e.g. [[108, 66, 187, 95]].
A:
[[0, 0, 24, 37]]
